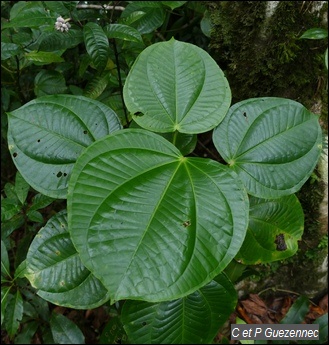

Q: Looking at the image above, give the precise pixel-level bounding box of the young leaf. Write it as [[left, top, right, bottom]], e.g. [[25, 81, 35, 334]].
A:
[[50, 312, 85, 344], [25, 210, 110, 309], [68, 129, 248, 303], [121, 274, 237, 344], [3, 290, 23, 339], [213, 97, 322, 199], [7, 95, 122, 198], [15, 172, 30, 205], [235, 195, 304, 264], [83, 22, 109, 71], [124, 38, 231, 134]]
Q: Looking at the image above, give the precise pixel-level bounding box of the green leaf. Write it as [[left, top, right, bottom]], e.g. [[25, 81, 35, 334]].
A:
[[26, 210, 44, 223], [1, 199, 22, 222], [213, 97, 323, 198], [26, 210, 110, 309], [104, 23, 143, 43], [68, 129, 248, 303], [50, 312, 85, 344], [129, 120, 197, 155], [15, 172, 30, 205], [14, 320, 38, 345], [121, 274, 237, 344], [200, 10, 213, 38], [100, 316, 129, 344], [83, 71, 112, 100], [1, 240, 11, 280], [29, 193, 55, 212], [235, 195, 304, 264], [3, 290, 24, 339], [1, 214, 25, 239], [124, 38, 231, 134], [25, 51, 64, 64], [7, 95, 122, 199], [34, 70, 67, 96], [1, 286, 11, 325], [160, 1, 187, 10], [83, 22, 109, 71], [38, 29, 84, 51], [120, 2, 166, 34], [2, 7, 55, 28], [1, 42, 21, 60], [300, 28, 328, 39], [280, 296, 309, 324]]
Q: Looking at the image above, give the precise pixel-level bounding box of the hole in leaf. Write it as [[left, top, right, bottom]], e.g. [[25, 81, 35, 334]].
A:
[[83, 130, 88, 134], [142, 322, 147, 326], [37, 139, 41, 142], [13, 152, 18, 158], [57, 171, 63, 178]]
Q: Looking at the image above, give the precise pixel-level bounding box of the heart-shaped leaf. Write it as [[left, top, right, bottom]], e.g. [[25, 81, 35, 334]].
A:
[[7, 95, 122, 199], [25, 210, 110, 309], [213, 97, 322, 198], [123, 38, 231, 134], [235, 194, 304, 264], [68, 129, 248, 303], [121, 273, 237, 344]]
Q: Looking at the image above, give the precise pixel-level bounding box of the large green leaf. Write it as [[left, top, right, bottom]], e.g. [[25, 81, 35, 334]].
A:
[[121, 274, 237, 344], [120, 2, 166, 34], [213, 97, 322, 198], [280, 296, 309, 324], [123, 38, 231, 134], [7, 95, 122, 199], [25, 210, 110, 309], [68, 129, 248, 303], [83, 22, 109, 71], [235, 195, 304, 264]]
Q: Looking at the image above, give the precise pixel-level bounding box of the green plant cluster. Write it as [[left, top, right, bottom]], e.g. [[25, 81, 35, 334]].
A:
[[1, 1, 328, 344]]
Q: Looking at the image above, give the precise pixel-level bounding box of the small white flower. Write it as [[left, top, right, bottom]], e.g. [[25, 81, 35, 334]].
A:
[[55, 16, 71, 32]]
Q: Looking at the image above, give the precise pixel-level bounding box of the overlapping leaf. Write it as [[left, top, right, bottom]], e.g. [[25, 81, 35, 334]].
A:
[[121, 273, 237, 344], [7, 95, 122, 198], [68, 129, 248, 303], [25, 210, 110, 309], [123, 38, 231, 134], [235, 195, 304, 264], [213, 97, 322, 198]]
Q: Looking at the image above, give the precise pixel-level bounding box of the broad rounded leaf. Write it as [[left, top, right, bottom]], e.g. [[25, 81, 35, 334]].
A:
[[68, 129, 248, 302], [235, 195, 304, 264], [83, 22, 109, 71], [7, 95, 122, 199], [213, 97, 322, 198], [26, 210, 110, 309], [123, 38, 231, 134], [122, 273, 236, 344]]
